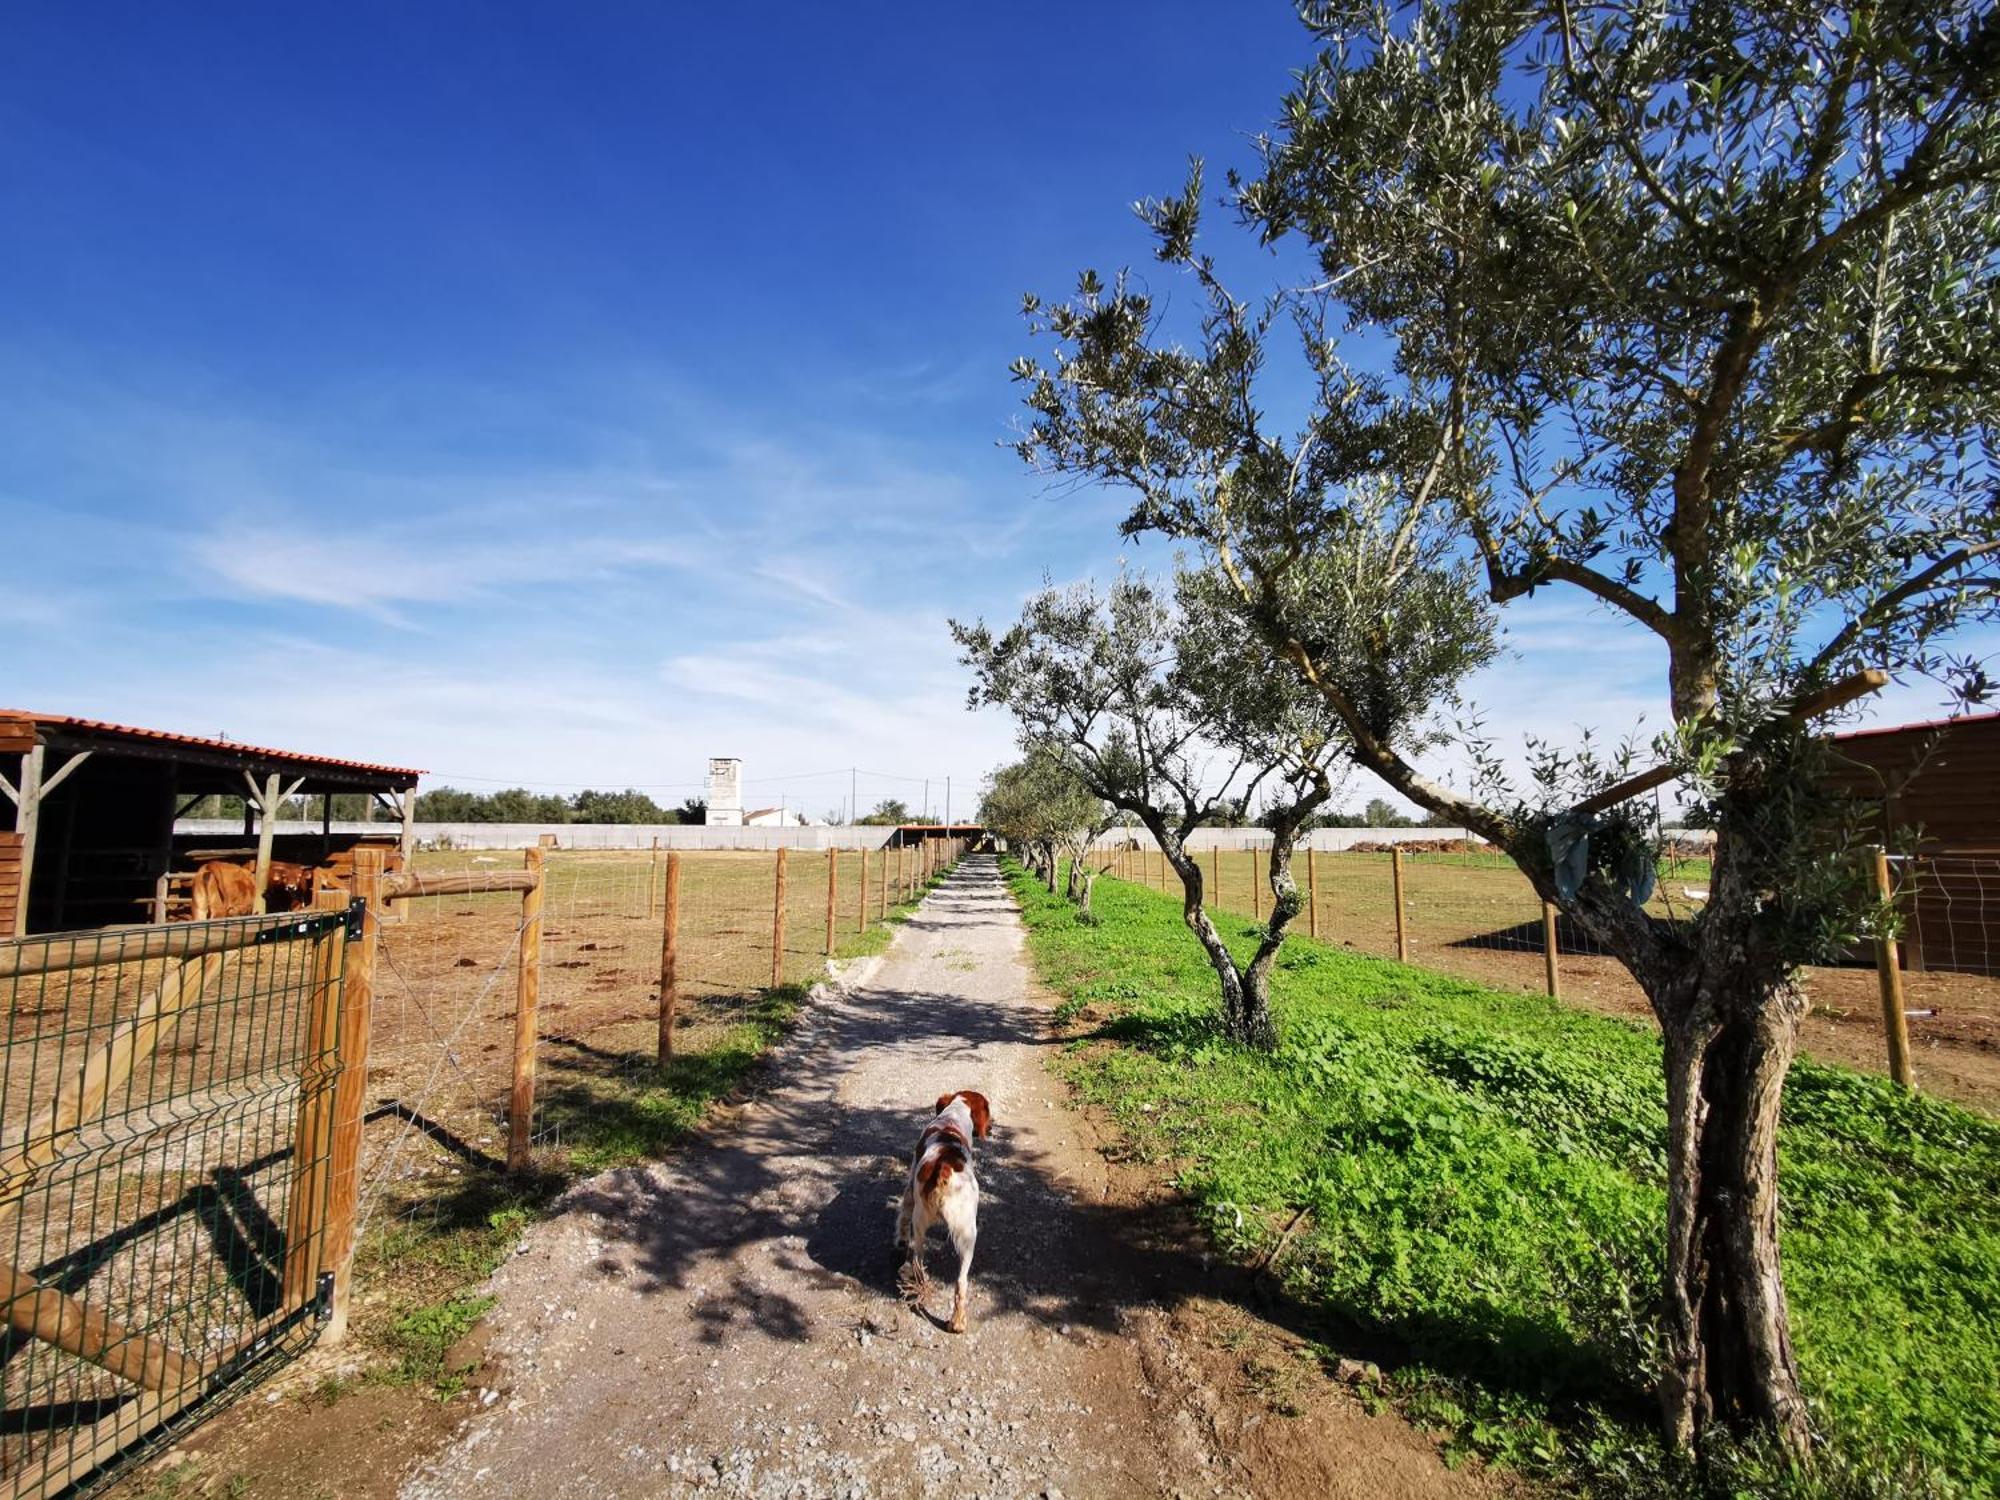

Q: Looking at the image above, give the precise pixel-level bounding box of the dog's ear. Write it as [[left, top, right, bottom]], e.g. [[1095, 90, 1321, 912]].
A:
[[960, 1092, 992, 1138], [933, 1093, 954, 1117]]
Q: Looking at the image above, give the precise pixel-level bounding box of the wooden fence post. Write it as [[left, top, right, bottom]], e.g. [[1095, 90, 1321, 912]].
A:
[[770, 847, 789, 989], [1308, 847, 1320, 939], [648, 837, 660, 918], [1210, 845, 1220, 909], [1391, 846, 1409, 962], [824, 848, 838, 955], [1253, 846, 1264, 921], [282, 891, 349, 1313], [879, 839, 889, 916], [657, 853, 681, 1065], [858, 848, 870, 932], [508, 846, 544, 1172], [1871, 848, 1916, 1089], [322, 846, 382, 1343], [1542, 900, 1561, 998]]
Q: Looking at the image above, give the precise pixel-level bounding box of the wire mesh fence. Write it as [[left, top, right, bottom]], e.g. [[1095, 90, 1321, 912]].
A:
[[0, 840, 968, 1497], [1102, 840, 2000, 1101], [350, 841, 958, 1245], [0, 909, 350, 1500]]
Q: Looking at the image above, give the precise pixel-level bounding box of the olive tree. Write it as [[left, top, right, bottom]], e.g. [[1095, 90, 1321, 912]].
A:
[[954, 571, 1352, 1047], [977, 754, 1114, 906], [1008, 0, 1999, 1454]]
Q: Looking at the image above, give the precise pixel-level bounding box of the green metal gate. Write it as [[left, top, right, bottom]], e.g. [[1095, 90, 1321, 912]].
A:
[[0, 905, 354, 1499]]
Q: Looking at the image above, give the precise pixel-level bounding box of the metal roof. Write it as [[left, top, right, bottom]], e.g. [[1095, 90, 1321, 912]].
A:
[[0, 710, 424, 783], [1831, 709, 2000, 742]]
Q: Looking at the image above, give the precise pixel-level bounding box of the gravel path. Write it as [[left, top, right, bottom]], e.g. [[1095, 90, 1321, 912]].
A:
[[402, 855, 1492, 1500]]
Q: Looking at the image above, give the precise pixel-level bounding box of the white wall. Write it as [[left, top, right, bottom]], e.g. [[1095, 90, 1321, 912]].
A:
[[1091, 826, 1479, 851], [173, 819, 904, 851]]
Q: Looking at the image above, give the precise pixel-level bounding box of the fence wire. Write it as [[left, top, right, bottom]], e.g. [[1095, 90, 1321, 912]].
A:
[[352, 843, 951, 1240], [1103, 841, 2000, 1100], [0, 910, 347, 1500]]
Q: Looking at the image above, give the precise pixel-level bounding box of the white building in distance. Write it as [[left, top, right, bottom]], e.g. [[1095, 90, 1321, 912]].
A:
[[705, 757, 743, 826]]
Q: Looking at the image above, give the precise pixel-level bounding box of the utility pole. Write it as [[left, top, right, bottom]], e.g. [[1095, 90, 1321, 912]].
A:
[[851, 767, 858, 827], [945, 776, 951, 830], [923, 778, 930, 824]]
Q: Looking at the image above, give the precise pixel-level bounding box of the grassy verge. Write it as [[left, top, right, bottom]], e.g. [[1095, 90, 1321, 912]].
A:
[[346, 860, 951, 1396], [1010, 863, 1999, 1498]]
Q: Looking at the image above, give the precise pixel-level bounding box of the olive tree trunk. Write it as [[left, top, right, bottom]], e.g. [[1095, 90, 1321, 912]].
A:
[[1139, 821, 1271, 1046], [1564, 854, 1813, 1459], [1239, 816, 1315, 1043], [1655, 970, 1811, 1455]]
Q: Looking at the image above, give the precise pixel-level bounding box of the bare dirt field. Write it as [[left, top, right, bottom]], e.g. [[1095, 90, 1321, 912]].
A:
[[1113, 847, 2000, 1116]]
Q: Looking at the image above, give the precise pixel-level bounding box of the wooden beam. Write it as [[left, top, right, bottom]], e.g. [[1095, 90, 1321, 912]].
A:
[[0, 1260, 193, 1393], [281, 893, 349, 1310], [36, 749, 93, 800], [322, 849, 382, 1342], [377, 868, 538, 902], [0, 911, 317, 980]]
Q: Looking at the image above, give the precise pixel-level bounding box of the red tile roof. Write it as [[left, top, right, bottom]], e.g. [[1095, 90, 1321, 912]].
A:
[[0, 710, 423, 781]]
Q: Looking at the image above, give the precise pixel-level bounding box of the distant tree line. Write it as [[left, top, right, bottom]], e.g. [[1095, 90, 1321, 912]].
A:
[[413, 787, 707, 824]]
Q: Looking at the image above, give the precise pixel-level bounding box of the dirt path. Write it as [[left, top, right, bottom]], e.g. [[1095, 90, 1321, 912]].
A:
[[403, 855, 1496, 1500]]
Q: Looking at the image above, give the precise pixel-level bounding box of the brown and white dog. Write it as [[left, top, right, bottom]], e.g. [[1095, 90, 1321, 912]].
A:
[[895, 1090, 992, 1333]]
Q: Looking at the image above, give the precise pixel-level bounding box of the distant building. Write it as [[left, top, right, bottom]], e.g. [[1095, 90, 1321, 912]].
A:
[[742, 806, 809, 828], [705, 757, 743, 827]]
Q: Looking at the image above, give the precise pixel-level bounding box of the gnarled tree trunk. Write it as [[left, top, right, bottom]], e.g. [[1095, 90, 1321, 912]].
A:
[[1563, 848, 1814, 1461], [1656, 971, 1811, 1456], [1146, 822, 1270, 1047], [1238, 816, 1315, 1047]]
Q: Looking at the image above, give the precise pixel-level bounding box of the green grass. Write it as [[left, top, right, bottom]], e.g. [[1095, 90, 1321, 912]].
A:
[[1010, 863, 2000, 1497]]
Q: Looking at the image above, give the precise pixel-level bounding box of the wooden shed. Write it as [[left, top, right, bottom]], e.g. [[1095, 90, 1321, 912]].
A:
[[1829, 710, 2000, 974], [0, 712, 422, 936]]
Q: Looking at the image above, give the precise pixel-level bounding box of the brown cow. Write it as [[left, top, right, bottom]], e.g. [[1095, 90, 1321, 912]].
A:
[[189, 861, 257, 920]]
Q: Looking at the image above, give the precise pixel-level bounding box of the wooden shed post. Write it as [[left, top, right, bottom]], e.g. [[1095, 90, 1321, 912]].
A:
[[8, 745, 44, 938], [657, 853, 681, 1065], [1391, 847, 1409, 962], [323, 847, 383, 1342], [250, 772, 281, 914], [398, 788, 416, 867], [770, 847, 789, 989], [1871, 848, 1916, 1090], [508, 846, 545, 1171]]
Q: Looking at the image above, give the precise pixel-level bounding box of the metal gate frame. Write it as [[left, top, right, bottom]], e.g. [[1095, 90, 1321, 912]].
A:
[[0, 902, 357, 1499]]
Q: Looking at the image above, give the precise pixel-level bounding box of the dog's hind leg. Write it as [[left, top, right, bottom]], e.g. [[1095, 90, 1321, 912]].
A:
[[942, 1182, 978, 1333]]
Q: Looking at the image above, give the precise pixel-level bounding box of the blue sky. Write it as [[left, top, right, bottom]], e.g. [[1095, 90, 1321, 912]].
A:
[[0, 4, 1975, 818]]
